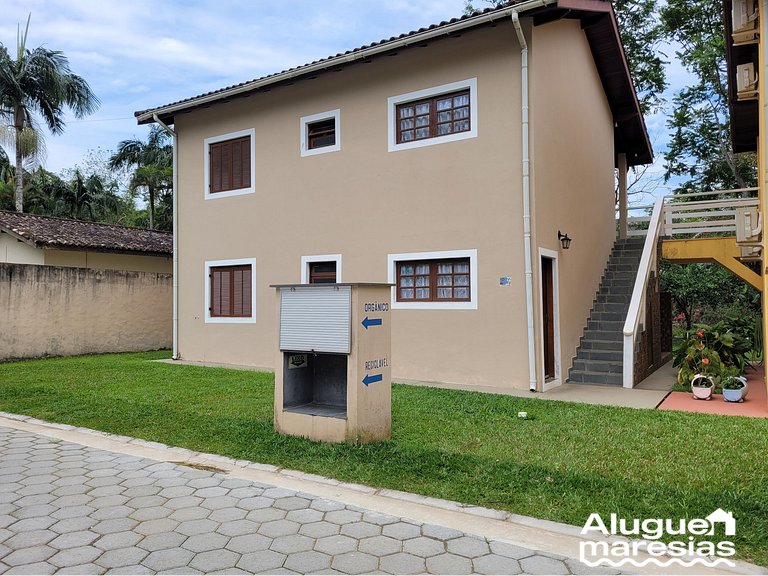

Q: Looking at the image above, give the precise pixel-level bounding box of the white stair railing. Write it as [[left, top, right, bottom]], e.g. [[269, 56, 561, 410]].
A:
[[622, 196, 664, 388]]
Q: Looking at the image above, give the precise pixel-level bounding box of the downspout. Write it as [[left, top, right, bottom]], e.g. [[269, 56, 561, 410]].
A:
[[512, 10, 538, 392], [153, 114, 179, 360]]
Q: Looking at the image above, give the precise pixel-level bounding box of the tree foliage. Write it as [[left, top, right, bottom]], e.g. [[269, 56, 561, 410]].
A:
[[0, 16, 99, 212]]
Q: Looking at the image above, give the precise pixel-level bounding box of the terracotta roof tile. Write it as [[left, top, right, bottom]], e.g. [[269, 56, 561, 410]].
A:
[[0, 211, 172, 256]]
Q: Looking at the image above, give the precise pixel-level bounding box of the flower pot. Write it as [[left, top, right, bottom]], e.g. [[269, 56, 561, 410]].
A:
[[723, 377, 748, 403], [691, 374, 714, 400]]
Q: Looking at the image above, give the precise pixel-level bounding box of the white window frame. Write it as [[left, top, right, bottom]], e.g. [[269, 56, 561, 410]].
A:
[[538, 248, 562, 391], [300, 254, 342, 284], [387, 249, 478, 310], [388, 78, 478, 153], [204, 257, 257, 324], [204, 128, 256, 200], [300, 109, 341, 157]]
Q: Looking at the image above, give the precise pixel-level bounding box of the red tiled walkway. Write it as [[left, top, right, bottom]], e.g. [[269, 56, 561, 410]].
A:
[[658, 366, 768, 418]]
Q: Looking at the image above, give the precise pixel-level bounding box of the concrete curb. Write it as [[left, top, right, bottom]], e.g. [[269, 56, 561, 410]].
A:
[[0, 412, 765, 575]]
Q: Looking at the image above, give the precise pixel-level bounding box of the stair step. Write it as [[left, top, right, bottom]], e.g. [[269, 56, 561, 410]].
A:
[[579, 338, 623, 351], [593, 302, 629, 314], [576, 349, 623, 362], [588, 319, 624, 332], [572, 359, 623, 374], [568, 370, 623, 386], [596, 293, 631, 304], [583, 329, 622, 342], [607, 263, 639, 272], [589, 311, 625, 322]]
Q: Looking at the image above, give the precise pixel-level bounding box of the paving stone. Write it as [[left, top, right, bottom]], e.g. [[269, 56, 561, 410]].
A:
[[12, 504, 57, 520], [247, 507, 287, 523], [90, 495, 130, 509], [259, 519, 300, 538], [122, 485, 162, 498], [137, 531, 187, 552], [168, 507, 210, 522], [238, 496, 276, 511], [361, 511, 400, 526], [309, 499, 346, 513], [447, 535, 491, 558], [284, 550, 331, 573], [380, 552, 426, 574], [403, 536, 445, 557], [182, 532, 230, 553], [177, 518, 219, 536], [3, 560, 56, 574], [324, 509, 363, 525], [237, 549, 287, 572], [474, 553, 523, 574], [48, 545, 102, 568], [330, 551, 378, 575], [8, 517, 57, 532], [141, 547, 195, 571], [134, 517, 179, 536], [0, 515, 17, 529], [226, 533, 273, 554], [273, 496, 311, 512], [270, 534, 315, 554], [426, 552, 473, 574], [340, 521, 381, 539], [164, 496, 203, 510], [92, 518, 139, 535], [200, 495, 239, 510], [95, 546, 149, 569], [158, 485, 195, 499], [490, 540, 537, 560], [421, 524, 464, 540], [129, 505, 171, 522], [187, 477, 220, 489], [47, 530, 99, 549], [209, 507, 248, 523], [299, 521, 339, 539], [104, 564, 153, 574], [358, 534, 401, 556], [262, 488, 296, 499], [4, 528, 57, 548], [564, 557, 621, 575], [86, 485, 124, 498], [50, 517, 98, 534], [50, 494, 91, 507], [3, 545, 58, 567], [90, 505, 135, 521], [381, 521, 421, 540], [194, 486, 230, 498], [217, 519, 260, 537], [50, 505, 95, 521], [55, 562, 103, 574], [229, 487, 265, 499], [13, 494, 56, 507], [189, 549, 240, 572], [93, 530, 143, 551], [519, 554, 570, 574]]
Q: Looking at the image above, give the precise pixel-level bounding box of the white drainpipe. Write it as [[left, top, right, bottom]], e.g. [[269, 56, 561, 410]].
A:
[[153, 114, 179, 360]]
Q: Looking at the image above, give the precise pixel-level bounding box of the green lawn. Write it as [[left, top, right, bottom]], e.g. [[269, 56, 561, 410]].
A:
[[1, 351, 767, 565]]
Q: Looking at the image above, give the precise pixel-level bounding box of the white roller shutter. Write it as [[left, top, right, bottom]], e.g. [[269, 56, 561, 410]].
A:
[[279, 285, 351, 353]]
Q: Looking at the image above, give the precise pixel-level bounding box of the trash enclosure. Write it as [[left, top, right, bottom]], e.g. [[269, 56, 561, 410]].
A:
[[272, 283, 391, 443]]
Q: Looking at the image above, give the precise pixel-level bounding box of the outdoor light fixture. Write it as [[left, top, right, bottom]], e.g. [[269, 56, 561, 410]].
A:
[[558, 231, 572, 250]]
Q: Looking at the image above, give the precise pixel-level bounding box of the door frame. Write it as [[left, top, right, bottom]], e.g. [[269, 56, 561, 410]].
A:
[[538, 248, 562, 390]]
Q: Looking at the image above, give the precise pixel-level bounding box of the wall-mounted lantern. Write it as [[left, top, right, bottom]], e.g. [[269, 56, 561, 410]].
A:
[[558, 231, 572, 250]]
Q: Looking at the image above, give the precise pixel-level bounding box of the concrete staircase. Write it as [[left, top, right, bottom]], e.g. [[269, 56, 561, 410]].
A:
[[568, 238, 644, 386]]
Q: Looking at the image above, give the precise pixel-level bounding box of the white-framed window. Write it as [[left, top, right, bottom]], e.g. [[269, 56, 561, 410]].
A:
[[301, 254, 342, 284], [388, 78, 478, 152], [300, 109, 341, 157], [387, 249, 478, 309], [204, 258, 257, 323], [204, 128, 256, 199]]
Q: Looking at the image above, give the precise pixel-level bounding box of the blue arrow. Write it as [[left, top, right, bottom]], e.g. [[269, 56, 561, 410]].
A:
[[361, 316, 383, 330], [362, 373, 383, 387]]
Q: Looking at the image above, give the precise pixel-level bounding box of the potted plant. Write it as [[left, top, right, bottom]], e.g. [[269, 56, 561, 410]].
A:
[[722, 374, 749, 403], [691, 373, 715, 400]]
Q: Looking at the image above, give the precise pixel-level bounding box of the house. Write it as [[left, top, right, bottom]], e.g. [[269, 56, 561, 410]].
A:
[[705, 509, 736, 536], [0, 211, 172, 360], [135, 0, 652, 392]]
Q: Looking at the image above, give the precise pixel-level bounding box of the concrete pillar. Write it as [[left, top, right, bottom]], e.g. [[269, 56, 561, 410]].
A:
[[618, 153, 628, 239]]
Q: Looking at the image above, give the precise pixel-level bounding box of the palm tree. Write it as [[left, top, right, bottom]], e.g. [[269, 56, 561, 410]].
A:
[[109, 125, 172, 229], [0, 16, 99, 212]]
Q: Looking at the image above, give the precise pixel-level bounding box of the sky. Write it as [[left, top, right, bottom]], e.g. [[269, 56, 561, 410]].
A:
[[2, 0, 686, 199]]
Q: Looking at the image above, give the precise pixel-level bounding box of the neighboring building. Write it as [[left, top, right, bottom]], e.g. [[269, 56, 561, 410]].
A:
[[135, 0, 652, 391], [0, 211, 172, 273], [0, 211, 173, 360]]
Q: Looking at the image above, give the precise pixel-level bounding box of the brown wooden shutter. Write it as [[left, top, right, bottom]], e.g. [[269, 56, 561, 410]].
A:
[[208, 136, 251, 194]]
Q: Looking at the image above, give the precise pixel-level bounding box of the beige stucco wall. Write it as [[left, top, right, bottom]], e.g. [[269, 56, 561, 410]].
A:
[[44, 250, 172, 273], [0, 232, 44, 265], [0, 263, 171, 360], [530, 19, 617, 387], [174, 18, 618, 391]]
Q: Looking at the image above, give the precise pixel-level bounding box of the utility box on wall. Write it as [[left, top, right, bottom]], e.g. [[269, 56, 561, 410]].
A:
[[272, 283, 392, 443]]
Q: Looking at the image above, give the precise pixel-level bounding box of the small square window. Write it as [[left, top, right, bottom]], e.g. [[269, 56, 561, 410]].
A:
[[205, 258, 257, 323], [301, 109, 340, 157]]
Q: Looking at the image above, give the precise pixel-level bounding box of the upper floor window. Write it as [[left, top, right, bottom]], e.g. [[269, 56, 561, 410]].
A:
[[388, 79, 477, 152], [300, 109, 341, 157], [204, 129, 256, 199]]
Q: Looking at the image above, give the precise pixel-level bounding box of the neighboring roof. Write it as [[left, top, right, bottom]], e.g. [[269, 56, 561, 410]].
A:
[[723, 0, 759, 153], [0, 211, 172, 256], [135, 0, 652, 166]]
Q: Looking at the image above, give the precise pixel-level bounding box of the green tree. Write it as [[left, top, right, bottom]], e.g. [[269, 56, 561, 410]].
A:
[[0, 16, 99, 212], [660, 0, 757, 193], [109, 126, 172, 230]]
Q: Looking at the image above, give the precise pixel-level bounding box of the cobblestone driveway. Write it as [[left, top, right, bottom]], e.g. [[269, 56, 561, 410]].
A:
[[0, 426, 604, 574]]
